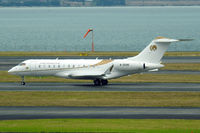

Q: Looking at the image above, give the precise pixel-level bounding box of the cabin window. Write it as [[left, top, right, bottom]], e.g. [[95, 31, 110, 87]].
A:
[[123, 64, 129, 66], [19, 63, 26, 66], [48, 65, 51, 68], [58, 65, 60, 68], [38, 65, 41, 68], [68, 64, 70, 68]]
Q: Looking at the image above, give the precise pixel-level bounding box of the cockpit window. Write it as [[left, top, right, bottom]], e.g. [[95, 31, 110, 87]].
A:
[[18, 63, 26, 66]]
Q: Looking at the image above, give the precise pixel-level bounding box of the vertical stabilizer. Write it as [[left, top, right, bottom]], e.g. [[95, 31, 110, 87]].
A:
[[128, 37, 182, 63]]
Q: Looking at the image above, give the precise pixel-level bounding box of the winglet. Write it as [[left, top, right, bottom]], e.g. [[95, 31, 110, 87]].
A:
[[104, 65, 114, 75]]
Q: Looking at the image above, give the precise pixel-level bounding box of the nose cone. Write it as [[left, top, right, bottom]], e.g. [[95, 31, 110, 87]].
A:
[[8, 67, 15, 74]]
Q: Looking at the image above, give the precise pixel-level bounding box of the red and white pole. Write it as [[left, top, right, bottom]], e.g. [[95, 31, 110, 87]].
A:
[[91, 28, 94, 52], [83, 28, 94, 52]]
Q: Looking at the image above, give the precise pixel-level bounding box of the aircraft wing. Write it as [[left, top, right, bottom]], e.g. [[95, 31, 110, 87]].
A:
[[57, 64, 114, 79], [68, 73, 105, 79]]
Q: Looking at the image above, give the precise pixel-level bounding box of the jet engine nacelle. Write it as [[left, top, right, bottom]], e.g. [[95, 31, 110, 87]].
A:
[[115, 60, 164, 71], [115, 61, 145, 71]]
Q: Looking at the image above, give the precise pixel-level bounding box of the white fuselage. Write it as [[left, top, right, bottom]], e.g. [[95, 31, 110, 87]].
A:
[[8, 59, 163, 80]]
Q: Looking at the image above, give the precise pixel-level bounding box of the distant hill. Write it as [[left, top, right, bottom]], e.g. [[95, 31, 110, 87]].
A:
[[126, 0, 200, 6], [0, 0, 200, 7]]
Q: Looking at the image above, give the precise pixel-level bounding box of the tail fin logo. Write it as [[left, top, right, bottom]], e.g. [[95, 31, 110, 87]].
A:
[[150, 45, 157, 51]]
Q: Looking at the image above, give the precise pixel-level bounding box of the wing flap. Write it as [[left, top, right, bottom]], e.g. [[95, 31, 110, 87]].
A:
[[68, 74, 104, 79], [68, 65, 114, 79]]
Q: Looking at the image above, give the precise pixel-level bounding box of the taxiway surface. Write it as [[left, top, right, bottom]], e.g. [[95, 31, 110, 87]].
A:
[[1, 106, 200, 120], [0, 82, 200, 92]]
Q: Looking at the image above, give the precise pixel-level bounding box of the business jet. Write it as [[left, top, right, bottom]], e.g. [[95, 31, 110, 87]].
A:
[[8, 37, 191, 86]]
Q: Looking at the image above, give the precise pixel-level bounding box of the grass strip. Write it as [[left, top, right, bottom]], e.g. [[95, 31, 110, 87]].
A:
[[0, 119, 200, 132], [1, 51, 200, 56], [1, 70, 200, 83], [162, 63, 200, 71], [0, 92, 200, 107]]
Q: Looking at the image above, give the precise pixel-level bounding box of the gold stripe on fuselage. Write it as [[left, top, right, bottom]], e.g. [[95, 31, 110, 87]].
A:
[[92, 59, 113, 67]]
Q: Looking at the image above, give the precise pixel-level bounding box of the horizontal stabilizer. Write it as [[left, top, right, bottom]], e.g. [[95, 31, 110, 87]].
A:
[[154, 37, 193, 43], [178, 39, 194, 41]]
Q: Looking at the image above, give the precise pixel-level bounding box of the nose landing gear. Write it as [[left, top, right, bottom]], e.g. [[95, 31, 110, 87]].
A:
[[21, 76, 25, 85], [93, 79, 108, 86]]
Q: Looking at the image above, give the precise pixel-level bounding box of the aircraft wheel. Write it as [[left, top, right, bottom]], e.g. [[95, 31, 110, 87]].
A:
[[101, 79, 108, 85], [21, 76, 25, 85], [21, 82, 26, 85], [94, 79, 101, 86]]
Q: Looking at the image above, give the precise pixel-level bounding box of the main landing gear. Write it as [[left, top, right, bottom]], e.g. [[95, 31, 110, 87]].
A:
[[93, 79, 108, 86], [21, 76, 26, 85]]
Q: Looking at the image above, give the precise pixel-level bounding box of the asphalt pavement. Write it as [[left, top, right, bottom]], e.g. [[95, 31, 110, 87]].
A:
[[1, 106, 200, 120], [0, 82, 199, 92]]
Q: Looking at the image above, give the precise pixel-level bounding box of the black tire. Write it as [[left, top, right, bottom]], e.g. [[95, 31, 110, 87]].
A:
[[101, 79, 108, 85], [21, 82, 25, 85], [93, 79, 101, 86]]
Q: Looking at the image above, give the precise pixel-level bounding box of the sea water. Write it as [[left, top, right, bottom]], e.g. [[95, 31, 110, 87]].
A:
[[0, 6, 199, 51]]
